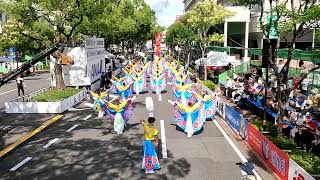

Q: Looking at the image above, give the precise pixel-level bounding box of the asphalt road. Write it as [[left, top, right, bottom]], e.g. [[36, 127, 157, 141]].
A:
[[0, 72, 51, 109], [0, 78, 245, 180]]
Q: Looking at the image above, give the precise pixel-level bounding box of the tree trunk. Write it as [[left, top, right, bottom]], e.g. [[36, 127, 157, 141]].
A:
[[276, 45, 294, 137], [202, 50, 207, 80], [54, 63, 65, 89]]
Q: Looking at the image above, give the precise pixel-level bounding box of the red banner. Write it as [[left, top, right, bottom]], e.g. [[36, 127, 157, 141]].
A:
[[154, 32, 161, 57], [248, 123, 289, 180]]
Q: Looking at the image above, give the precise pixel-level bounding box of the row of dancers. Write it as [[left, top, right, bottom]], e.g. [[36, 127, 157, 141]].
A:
[[89, 57, 218, 173]]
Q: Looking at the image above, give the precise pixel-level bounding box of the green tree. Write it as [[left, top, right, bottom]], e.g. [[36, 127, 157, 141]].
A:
[[1, 0, 99, 89], [165, 18, 195, 66], [185, 0, 233, 80], [232, 0, 320, 136]]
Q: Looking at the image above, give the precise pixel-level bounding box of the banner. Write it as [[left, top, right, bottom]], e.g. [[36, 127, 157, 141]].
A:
[[215, 96, 225, 119], [225, 104, 241, 133], [239, 117, 248, 140], [248, 123, 289, 180], [155, 32, 161, 57], [288, 159, 315, 180]]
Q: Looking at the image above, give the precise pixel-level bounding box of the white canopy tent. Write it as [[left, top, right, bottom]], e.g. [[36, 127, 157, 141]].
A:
[[195, 51, 240, 67]]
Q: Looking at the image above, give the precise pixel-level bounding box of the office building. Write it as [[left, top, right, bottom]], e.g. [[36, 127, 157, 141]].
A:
[[183, 0, 315, 60]]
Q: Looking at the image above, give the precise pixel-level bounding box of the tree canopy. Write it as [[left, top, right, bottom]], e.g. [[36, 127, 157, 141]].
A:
[[0, 0, 157, 51]]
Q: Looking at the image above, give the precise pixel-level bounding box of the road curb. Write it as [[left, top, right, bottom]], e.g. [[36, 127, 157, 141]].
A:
[[0, 115, 63, 158]]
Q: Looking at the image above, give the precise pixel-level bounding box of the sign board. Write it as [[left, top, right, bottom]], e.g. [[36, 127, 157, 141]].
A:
[[225, 104, 241, 133], [7, 47, 16, 60], [248, 123, 289, 180], [288, 159, 315, 180], [215, 96, 226, 119]]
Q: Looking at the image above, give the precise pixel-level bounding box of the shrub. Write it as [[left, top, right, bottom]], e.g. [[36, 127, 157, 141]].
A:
[[290, 150, 320, 174], [204, 80, 216, 91], [267, 136, 296, 150], [251, 119, 277, 137], [32, 88, 82, 102]]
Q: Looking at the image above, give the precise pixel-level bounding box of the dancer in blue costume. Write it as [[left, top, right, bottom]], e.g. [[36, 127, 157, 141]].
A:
[[110, 76, 126, 93], [192, 90, 217, 123], [115, 82, 133, 102], [107, 97, 134, 134], [132, 63, 148, 94], [172, 101, 204, 137], [90, 90, 109, 117], [150, 71, 166, 94], [171, 82, 197, 106], [140, 117, 161, 174]]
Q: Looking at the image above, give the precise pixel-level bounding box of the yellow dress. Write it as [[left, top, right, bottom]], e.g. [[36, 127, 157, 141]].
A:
[[143, 123, 158, 141]]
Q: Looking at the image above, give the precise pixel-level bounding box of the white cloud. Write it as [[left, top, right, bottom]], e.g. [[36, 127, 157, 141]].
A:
[[145, 0, 184, 27]]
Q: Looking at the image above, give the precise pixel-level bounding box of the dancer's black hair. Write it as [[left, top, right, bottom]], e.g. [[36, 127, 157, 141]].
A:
[[148, 117, 156, 124]]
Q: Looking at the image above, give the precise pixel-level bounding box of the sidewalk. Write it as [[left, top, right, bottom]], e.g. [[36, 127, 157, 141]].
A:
[[215, 115, 276, 180]]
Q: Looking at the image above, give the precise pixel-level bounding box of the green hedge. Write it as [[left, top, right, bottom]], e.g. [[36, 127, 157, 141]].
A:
[[32, 88, 81, 102], [290, 150, 320, 175], [204, 80, 216, 91]]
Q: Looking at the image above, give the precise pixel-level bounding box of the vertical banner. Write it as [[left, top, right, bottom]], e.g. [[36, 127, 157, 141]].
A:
[[225, 104, 241, 133], [215, 96, 225, 119], [239, 117, 248, 140], [155, 32, 161, 57], [248, 123, 289, 180], [288, 159, 315, 180]]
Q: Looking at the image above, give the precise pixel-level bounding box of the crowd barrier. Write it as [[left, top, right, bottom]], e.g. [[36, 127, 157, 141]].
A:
[[198, 82, 315, 180]]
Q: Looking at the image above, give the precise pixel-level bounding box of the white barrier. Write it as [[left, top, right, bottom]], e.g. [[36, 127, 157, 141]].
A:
[[5, 90, 87, 113]]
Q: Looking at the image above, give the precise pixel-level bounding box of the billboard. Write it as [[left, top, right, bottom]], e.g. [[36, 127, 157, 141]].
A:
[[247, 123, 289, 180]]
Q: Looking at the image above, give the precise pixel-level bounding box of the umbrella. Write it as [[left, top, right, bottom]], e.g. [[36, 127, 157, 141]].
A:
[[0, 66, 9, 73]]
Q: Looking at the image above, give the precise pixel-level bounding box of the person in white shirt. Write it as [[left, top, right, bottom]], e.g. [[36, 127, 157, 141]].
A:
[[301, 78, 309, 95], [16, 75, 25, 97], [225, 77, 235, 99], [277, 60, 284, 74]]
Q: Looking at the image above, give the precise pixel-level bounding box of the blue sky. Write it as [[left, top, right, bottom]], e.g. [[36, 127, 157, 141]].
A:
[[145, 0, 184, 27]]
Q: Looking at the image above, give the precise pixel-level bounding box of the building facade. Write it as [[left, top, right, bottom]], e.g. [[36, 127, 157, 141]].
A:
[[183, 0, 315, 60]]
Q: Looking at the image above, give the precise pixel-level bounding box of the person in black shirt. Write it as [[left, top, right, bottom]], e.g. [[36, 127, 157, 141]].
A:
[[100, 72, 106, 90], [16, 75, 25, 97]]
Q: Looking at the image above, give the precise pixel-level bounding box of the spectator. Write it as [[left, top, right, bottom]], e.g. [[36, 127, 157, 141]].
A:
[[277, 60, 284, 73], [100, 72, 106, 90], [16, 75, 25, 98]]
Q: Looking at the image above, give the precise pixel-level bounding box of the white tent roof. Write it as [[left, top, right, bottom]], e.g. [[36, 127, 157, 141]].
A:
[[195, 51, 240, 66]]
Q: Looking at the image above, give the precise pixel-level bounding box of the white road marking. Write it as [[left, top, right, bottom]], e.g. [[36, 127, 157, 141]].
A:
[[43, 138, 59, 149], [66, 125, 79, 132], [213, 120, 262, 180], [0, 89, 16, 96], [46, 78, 51, 80], [131, 96, 136, 101], [10, 157, 32, 171], [83, 114, 92, 121], [168, 100, 174, 105], [160, 120, 167, 159], [159, 94, 162, 102], [167, 82, 172, 85]]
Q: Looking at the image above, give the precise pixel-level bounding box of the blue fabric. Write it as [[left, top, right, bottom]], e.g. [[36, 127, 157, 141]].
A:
[[203, 99, 214, 119], [143, 140, 160, 172]]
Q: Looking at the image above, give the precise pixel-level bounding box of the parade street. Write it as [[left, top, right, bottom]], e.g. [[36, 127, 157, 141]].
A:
[[0, 84, 264, 180]]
